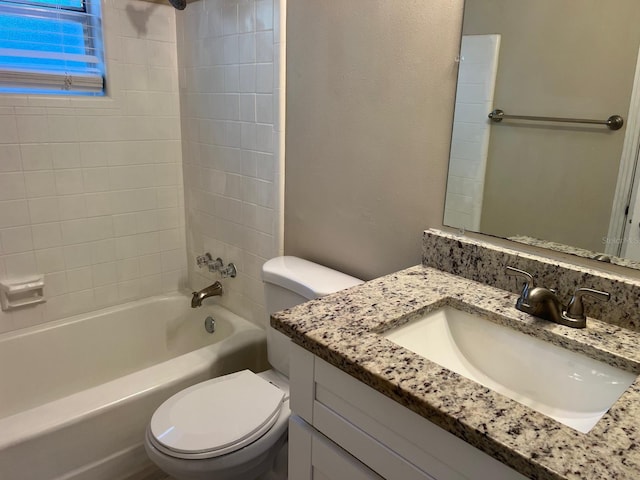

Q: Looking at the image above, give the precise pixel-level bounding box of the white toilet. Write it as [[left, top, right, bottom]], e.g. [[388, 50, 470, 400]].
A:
[[144, 256, 363, 480]]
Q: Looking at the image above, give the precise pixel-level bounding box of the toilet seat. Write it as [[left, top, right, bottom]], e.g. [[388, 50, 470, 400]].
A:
[[149, 370, 285, 460]]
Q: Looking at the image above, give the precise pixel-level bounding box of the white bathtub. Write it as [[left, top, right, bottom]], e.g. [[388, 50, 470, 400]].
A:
[[0, 292, 268, 480]]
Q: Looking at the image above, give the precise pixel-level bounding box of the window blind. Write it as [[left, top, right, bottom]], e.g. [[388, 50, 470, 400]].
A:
[[0, 0, 104, 94]]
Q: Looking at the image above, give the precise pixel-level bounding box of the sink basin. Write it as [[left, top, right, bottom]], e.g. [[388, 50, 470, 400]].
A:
[[382, 307, 636, 433]]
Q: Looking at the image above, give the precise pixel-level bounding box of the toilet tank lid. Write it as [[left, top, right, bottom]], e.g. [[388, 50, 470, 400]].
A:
[[262, 256, 363, 300]]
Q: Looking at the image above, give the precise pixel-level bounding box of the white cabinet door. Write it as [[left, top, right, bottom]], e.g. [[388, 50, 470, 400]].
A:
[[290, 415, 384, 480], [289, 343, 527, 480]]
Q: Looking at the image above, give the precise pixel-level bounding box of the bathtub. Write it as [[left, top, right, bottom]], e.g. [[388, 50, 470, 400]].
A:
[[0, 292, 268, 480]]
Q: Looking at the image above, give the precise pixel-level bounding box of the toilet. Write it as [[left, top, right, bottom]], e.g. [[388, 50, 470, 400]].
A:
[[144, 256, 363, 480]]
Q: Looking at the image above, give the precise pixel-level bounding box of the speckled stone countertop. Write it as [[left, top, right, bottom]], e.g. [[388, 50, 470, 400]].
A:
[[507, 235, 640, 271], [271, 265, 640, 480]]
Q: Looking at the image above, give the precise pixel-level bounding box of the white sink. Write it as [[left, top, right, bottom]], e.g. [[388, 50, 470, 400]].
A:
[[382, 307, 636, 433]]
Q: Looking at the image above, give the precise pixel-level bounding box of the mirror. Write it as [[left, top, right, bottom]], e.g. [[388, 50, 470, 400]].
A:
[[444, 0, 640, 269]]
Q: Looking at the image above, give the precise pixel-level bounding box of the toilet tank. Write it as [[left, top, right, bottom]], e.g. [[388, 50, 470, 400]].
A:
[[262, 256, 363, 376]]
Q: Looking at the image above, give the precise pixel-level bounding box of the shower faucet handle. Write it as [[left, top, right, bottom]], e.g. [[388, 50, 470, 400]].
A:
[[196, 253, 212, 268], [219, 262, 237, 278], [195, 253, 235, 277], [196, 253, 224, 272]]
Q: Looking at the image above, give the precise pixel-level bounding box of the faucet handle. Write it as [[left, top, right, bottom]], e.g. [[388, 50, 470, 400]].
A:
[[564, 288, 610, 321], [196, 253, 213, 268], [506, 266, 534, 298], [196, 253, 224, 272]]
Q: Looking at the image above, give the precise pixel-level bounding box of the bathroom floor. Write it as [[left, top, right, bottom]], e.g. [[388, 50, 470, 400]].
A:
[[129, 466, 174, 480]]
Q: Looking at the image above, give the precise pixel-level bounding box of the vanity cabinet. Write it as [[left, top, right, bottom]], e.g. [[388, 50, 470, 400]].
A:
[[288, 343, 528, 480]]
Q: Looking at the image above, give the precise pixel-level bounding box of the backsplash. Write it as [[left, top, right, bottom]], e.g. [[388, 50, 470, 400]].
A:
[[422, 229, 640, 331]]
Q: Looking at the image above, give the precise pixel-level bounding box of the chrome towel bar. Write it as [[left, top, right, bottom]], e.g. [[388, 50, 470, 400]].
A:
[[488, 109, 624, 131]]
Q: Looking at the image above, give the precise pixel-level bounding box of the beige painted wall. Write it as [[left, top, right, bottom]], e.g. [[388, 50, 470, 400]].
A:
[[284, 0, 463, 280], [464, 0, 640, 252]]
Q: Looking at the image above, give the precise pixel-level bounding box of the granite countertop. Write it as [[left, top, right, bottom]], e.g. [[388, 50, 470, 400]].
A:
[[271, 265, 640, 480]]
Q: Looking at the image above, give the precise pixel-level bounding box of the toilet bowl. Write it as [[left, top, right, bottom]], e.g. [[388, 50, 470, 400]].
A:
[[144, 256, 362, 480], [145, 369, 290, 480]]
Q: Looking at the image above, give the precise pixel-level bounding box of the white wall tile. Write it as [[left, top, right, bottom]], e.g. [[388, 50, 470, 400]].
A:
[[51, 143, 82, 169], [255, 94, 273, 123], [0, 0, 282, 332], [0, 115, 19, 144], [92, 261, 117, 287], [47, 114, 79, 142], [0, 226, 33, 254], [116, 257, 139, 282], [117, 278, 140, 302], [91, 238, 116, 265], [34, 247, 65, 274], [21, 144, 52, 171], [82, 167, 110, 192], [115, 235, 139, 260], [31, 223, 62, 250], [239, 94, 256, 122], [54, 169, 85, 195], [24, 171, 57, 198], [0, 145, 22, 172], [255, 124, 273, 153], [15, 115, 48, 143], [139, 253, 162, 277], [0, 172, 26, 201], [222, 2, 238, 35], [85, 193, 112, 217], [45, 271, 68, 297], [0, 200, 30, 228], [4, 252, 38, 277], [63, 243, 93, 269], [93, 284, 119, 309], [256, 63, 273, 93], [27, 197, 59, 224], [223, 35, 240, 64], [67, 266, 93, 292], [180, 0, 281, 327], [256, 32, 274, 62], [255, 0, 273, 31], [238, 34, 256, 63], [238, 0, 255, 33], [58, 195, 87, 220], [444, 34, 500, 231], [239, 65, 256, 92]]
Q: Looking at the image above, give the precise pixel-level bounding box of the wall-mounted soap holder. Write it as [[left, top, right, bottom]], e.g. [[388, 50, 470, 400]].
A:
[[0, 275, 46, 311]]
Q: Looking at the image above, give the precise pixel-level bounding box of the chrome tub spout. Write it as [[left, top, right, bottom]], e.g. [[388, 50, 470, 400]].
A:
[[191, 281, 223, 308]]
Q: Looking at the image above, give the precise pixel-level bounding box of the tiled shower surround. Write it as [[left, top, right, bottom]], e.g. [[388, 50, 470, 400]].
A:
[[0, 1, 186, 333], [0, 0, 283, 333], [178, 0, 283, 328]]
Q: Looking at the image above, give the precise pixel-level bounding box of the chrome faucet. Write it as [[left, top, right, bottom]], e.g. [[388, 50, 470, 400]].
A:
[[195, 253, 237, 278], [191, 281, 223, 308], [506, 267, 609, 328]]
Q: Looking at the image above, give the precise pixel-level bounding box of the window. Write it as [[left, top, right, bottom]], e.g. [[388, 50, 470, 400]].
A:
[[0, 0, 105, 95]]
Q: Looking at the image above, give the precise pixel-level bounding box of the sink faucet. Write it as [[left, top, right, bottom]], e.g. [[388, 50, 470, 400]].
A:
[[191, 281, 223, 308], [506, 267, 609, 328]]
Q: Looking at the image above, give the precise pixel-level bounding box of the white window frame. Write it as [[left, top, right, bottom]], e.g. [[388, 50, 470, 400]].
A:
[[0, 0, 105, 94]]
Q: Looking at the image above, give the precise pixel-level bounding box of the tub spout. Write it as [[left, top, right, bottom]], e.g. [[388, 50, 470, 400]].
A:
[[191, 281, 223, 308]]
